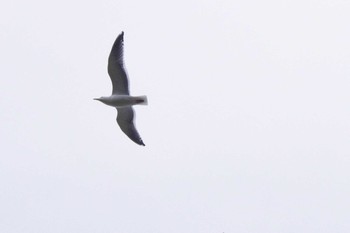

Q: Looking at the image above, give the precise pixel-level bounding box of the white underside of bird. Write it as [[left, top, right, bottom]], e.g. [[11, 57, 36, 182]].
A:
[[94, 95, 148, 108]]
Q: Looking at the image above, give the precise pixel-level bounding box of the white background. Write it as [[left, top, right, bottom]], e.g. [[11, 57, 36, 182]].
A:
[[1, 0, 350, 232]]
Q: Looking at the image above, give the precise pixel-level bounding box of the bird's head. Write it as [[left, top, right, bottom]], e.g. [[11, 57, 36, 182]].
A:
[[94, 96, 111, 106], [93, 97, 104, 101]]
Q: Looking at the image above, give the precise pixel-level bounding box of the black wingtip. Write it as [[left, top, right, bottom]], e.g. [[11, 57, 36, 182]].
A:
[[115, 31, 124, 43], [132, 137, 145, 146]]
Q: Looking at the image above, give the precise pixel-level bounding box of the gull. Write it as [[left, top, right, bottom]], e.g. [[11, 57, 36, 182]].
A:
[[94, 31, 147, 146]]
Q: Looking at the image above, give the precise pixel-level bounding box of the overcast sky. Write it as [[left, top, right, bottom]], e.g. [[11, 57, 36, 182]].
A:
[[1, 0, 350, 232]]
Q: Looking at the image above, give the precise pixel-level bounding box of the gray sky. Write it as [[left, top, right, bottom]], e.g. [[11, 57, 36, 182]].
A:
[[1, 0, 350, 232]]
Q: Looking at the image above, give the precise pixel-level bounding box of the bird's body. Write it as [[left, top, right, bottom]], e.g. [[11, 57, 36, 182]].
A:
[[95, 31, 147, 146], [94, 95, 147, 108]]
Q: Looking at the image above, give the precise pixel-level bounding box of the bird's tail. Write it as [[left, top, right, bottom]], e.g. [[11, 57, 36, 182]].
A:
[[135, 95, 148, 105]]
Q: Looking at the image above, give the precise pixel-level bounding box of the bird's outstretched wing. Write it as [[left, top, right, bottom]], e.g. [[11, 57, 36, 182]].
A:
[[116, 107, 145, 146], [108, 31, 130, 95]]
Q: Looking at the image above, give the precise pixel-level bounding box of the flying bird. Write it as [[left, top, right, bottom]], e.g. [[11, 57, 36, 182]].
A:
[[94, 31, 147, 146]]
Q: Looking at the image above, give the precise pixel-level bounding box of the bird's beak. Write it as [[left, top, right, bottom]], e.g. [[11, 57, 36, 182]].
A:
[[93, 98, 101, 101]]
